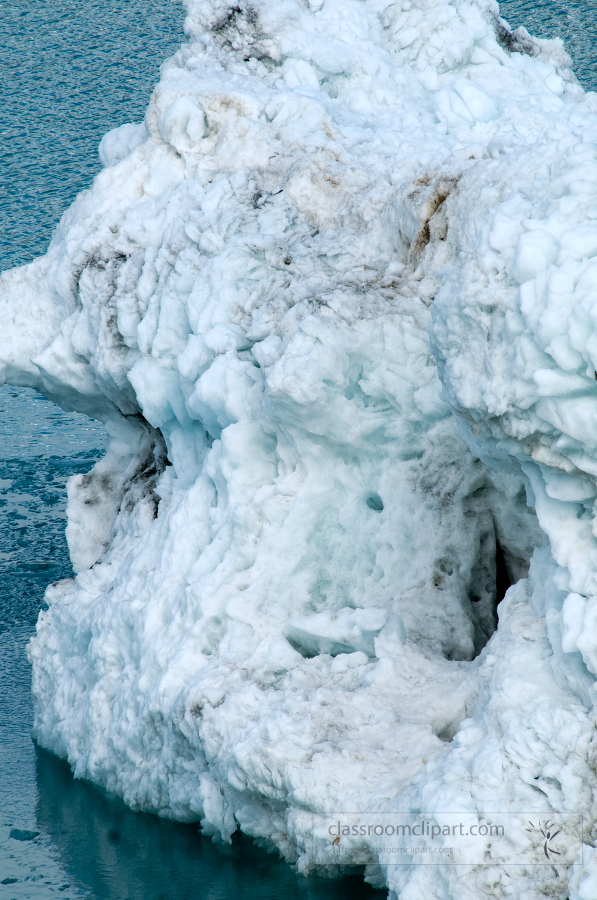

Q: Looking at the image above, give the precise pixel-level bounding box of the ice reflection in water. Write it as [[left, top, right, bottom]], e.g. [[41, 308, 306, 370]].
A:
[[0, 386, 107, 896], [35, 747, 376, 900]]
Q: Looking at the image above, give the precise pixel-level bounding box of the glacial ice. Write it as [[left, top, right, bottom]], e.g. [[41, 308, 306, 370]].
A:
[[2, 0, 597, 895]]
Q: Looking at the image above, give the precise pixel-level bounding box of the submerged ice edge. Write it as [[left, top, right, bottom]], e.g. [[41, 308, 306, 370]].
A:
[[2, 0, 597, 897]]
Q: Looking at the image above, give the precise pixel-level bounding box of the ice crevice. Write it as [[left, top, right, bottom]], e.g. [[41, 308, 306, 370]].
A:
[[3, 0, 597, 896]]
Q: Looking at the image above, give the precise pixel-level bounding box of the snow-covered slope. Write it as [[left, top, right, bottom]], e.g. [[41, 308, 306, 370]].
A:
[[3, 0, 597, 895]]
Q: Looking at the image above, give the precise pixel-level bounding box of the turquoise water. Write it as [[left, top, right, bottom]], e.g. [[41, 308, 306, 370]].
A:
[[0, 0, 595, 897], [498, 0, 597, 91], [0, 0, 182, 272]]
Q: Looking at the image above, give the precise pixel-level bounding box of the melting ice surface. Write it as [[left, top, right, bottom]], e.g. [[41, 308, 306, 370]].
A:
[[1, 395, 371, 900], [5, 0, 597, 897], [1, 0, 376, 897]]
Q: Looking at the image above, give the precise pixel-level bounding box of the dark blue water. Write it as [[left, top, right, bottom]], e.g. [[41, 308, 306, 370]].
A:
[[0, 0, 181, 272], [0, 0, 595, 896]]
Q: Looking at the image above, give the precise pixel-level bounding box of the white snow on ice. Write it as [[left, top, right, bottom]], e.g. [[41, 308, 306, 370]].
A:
[[2, 0, 597, 895]]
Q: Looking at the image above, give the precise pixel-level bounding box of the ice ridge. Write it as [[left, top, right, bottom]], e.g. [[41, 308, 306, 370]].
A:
[[1, 0, 597, 896]]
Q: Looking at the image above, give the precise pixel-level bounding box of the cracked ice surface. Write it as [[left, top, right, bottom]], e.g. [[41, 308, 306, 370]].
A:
[[3, 0, 597, 895]]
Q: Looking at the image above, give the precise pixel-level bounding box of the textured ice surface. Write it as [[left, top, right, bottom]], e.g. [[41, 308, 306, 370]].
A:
[[3, 0, 597, 895]]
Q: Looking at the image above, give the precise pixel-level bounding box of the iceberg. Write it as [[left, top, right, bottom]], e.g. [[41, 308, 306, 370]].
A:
[[2, 0, 597, 895]]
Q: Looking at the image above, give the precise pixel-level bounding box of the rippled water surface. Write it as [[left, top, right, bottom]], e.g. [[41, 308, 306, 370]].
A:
[[0, 0, 183, 272], [1, 0, 597, 897], [498, 0, 597, 91]]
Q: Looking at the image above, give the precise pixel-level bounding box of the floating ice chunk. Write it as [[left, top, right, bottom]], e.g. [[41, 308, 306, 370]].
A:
[[5, 0, 597, 896], [285, 608, 388, 658], [98, 122, 146, 167]]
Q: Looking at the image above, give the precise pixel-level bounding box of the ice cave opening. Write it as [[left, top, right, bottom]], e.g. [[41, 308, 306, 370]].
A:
[[455, 472, 547, 660]]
